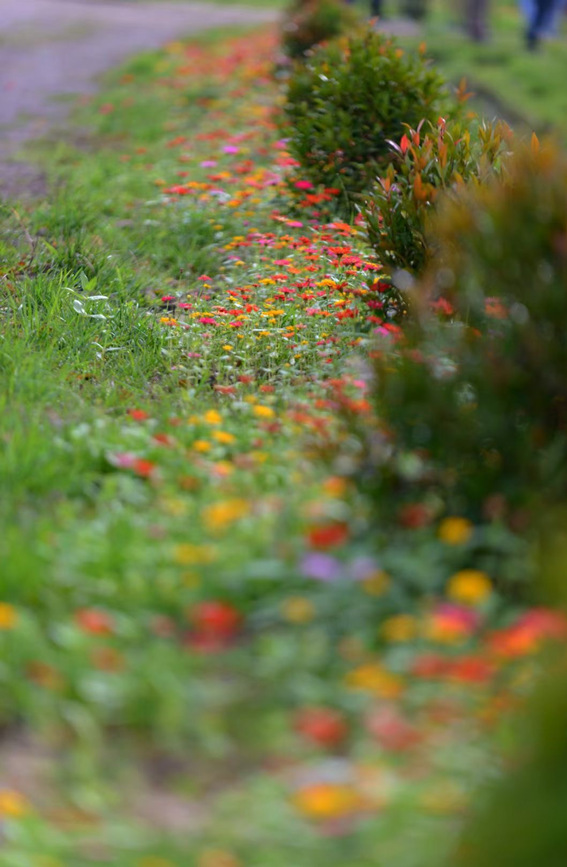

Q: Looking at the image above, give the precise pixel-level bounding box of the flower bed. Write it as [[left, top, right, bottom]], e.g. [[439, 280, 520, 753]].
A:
[[0, 26, 564, 867]]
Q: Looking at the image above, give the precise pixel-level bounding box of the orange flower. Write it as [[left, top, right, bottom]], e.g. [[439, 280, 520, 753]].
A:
[[0, 789, 29, 818], [293, 783, 363, 820], [0, 602, 17, 630], [346, 663, 404, 699], [203, 499, 249, 532], [253, 404, 275, 419], [447, 570, 492, 605]]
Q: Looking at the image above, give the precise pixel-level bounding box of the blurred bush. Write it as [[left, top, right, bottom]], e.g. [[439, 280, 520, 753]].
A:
[[359, 142, 567, 552], [364, 117, 509, 275], [454, 529, 567, 866], [283, 30, 453, 217], [281, 0, 358, 60]]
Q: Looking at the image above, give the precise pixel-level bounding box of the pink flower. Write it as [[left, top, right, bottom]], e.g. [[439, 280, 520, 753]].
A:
[[429, 603, 480, 642]]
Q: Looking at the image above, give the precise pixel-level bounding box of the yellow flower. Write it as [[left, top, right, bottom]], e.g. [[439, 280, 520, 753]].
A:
[[361, 570, 390, 597], [253, 405, 275, 419], [281, 596, 315, 624], [173, 544, 215, 565], [159, 497, 187, 517], [0, 603, 17, 630], [0, 789, 29, 818], [346, 663, 404, 699], [438, 517, 473, 545], [447, 569, 492, 605], [293, 783, 363, 820], [193, 440, 211, 453], [203, 499, 249, 532], [222, 344, 233, 351], [213, 431, 236, 445], [203, 410, 222, 425], [381, 614, 417, 642]]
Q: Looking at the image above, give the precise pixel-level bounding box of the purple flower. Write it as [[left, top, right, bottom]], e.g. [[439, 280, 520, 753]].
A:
[[223, 145, 239, 154], [200, 160, 217, 168], [301, 553, 341, 582]]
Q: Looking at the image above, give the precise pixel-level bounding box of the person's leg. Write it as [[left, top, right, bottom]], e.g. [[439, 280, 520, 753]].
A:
[[544, 0, 564, 34], [465, 0, 489, 41], [527, 0, 556, 46], [370, 0, 384, 17], [519, 0, 534, 17]]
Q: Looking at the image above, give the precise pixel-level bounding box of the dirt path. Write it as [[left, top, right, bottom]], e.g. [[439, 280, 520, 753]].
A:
[[0, 0, 280, 198]]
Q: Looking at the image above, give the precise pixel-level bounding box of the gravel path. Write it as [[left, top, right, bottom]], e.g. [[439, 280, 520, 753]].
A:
[[0, 0, 280, 198]]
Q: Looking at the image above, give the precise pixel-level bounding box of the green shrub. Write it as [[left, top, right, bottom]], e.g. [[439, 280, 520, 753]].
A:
[[281, 0, 358, 60], [364, 117, 509, 275], [283, 30, 454, 217], [359, 142, 567, 536]]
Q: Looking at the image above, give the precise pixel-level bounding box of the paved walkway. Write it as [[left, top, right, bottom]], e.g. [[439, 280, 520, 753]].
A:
[[0, 0, 280, 197]]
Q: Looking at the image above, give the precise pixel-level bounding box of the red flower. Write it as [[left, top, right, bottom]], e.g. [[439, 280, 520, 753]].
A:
[[294, 707, 348, 748], [411, 653, 449, 679], [398, 503, 432, 529], [308, 523, 349, 549], [190, 601, 241, 639], [152, 433, 175, 447], [75, 608, 114, 636], [488, 608, 567, 658], [365, 705, 421, 752], [128, 409, 149, 422], [131, 459, 157, 478], [447, 655, 495, 683]]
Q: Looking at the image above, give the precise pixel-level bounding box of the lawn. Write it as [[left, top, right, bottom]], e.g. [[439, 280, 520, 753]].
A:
[[0, 19, 564, 867]]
